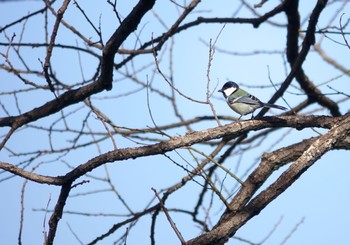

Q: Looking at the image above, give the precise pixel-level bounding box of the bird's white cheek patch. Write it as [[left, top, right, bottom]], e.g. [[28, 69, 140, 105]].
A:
[[223, 87, 237, 97]]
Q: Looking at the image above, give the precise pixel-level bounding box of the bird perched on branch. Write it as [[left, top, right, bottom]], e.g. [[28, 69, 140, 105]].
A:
[[218, 81, 287, 120]]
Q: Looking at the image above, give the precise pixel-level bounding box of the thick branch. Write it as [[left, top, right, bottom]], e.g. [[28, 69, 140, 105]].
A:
[[186, 113, 350, 245], [259, 0, 341, 117], [0, 0, 156, 133], [63, 115, 340, 182], [46, 182, 72, 245], [0, 161, 64, 185], [100, 0, 156, 90], [0, 82, 103, 129], [0, 115, 344, 185], [115, 1, 286, 69]]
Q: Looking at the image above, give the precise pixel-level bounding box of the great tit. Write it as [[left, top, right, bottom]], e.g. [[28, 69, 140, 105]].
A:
[[218, 81, 287, 119]]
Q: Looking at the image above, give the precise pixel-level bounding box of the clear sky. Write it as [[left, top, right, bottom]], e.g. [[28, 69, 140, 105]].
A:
[[1, 1, 350, 245]]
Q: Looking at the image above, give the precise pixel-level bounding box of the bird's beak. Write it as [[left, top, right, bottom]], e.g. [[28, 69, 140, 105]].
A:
[[218, 89, 222, 93]]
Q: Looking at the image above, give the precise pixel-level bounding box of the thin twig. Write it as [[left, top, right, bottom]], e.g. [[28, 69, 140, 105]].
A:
[[85, 99, 118, 150], [43, 194, 52, 245], [340, 13, 350, 49], [151, 33, 208, 104], [280, 217, 305, 245], [206, 24, 227, 127], [151, 188, 186, 244], [189, 147, 244, 185], [43, 0, 72, 98], [146, 76, 172, 138], [267, 66, 292, 111]]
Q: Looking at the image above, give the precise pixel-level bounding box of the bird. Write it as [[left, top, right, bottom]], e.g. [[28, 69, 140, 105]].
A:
[[218, 81, 287, 119]]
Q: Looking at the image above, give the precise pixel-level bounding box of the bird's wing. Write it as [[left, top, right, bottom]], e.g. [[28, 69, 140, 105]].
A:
[[229, 95, 263, 106]]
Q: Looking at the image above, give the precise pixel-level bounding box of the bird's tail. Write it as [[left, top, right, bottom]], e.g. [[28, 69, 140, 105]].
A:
[[263, 103, 287, 111]]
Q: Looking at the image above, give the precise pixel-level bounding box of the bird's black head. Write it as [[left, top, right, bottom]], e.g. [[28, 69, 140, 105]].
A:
[[218, 81, 239, 98]]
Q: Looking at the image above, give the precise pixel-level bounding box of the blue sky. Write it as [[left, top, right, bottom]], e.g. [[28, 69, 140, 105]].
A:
[[1, 1, 350, 244]]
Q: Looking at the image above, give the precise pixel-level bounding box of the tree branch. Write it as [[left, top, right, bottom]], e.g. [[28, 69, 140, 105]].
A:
[[1, 115, 345, 185], [0, 0, 156, 144], [186, 113, 350, 245], [100, 0, 156, 90]]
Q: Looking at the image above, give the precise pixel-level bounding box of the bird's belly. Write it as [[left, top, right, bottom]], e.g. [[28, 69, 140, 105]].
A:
[[229, 103, 257, 115]]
